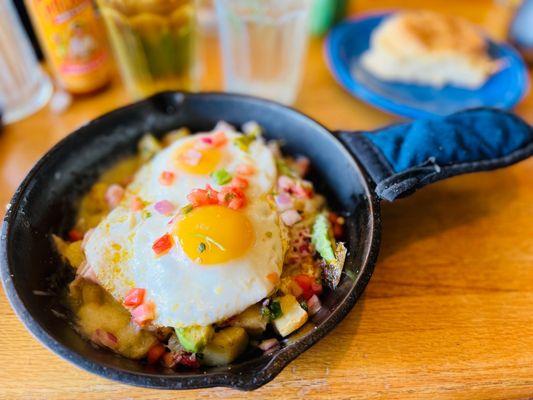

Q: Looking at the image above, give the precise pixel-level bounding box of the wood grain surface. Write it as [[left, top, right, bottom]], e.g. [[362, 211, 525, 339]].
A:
[[0, 1, 532, 399]]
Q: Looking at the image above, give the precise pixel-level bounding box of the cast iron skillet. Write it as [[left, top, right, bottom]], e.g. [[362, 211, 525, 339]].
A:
[[1, 92, 532, 391]]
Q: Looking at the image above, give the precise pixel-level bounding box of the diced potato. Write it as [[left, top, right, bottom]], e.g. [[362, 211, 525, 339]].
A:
[[202, 327, 249, 366], [162, 127, 190, 147], [138, 134, 162, 162], [53, 235, 85, 268], [272, 294, 308, 337], [229, 304, 267, 337], [68, 279, 156, 359]]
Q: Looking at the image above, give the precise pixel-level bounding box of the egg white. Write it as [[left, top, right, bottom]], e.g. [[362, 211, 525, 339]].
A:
[[84, 125, 285, 327]]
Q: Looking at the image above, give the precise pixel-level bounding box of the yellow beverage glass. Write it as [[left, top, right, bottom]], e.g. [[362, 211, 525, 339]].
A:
[[97, 0, 198, 98]]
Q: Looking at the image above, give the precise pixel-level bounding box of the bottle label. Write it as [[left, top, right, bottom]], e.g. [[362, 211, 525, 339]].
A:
[[29, 0, 108, 76]]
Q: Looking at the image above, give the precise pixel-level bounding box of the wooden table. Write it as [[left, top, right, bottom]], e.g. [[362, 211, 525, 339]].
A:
[[1, 1, 532, 399]]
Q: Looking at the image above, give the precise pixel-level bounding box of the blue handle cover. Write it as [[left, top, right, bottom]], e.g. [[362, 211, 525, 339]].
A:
[[338, 108, 533, 201]]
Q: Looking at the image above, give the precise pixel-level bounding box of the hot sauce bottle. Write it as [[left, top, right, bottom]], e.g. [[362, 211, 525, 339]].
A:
[[25, 0, 111, 94]]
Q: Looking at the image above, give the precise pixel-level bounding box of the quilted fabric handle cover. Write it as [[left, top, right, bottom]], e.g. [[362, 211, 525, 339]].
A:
[[338, 108, 533, 201]]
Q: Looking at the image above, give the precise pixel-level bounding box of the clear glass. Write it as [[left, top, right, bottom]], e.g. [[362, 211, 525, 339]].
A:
[[215, 0, 311, 105], [0, 1, 52, 124], [97, 0, 199, 99]]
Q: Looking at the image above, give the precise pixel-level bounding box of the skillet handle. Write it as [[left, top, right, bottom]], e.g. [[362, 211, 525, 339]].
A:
[[336, 108, 533, 201]]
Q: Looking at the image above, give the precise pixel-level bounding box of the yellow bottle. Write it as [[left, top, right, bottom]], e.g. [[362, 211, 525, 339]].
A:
[[25, 0, 111, 94]]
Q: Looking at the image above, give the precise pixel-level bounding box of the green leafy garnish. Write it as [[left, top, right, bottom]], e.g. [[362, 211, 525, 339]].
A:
[[299, 300, 308, 312], [138, 134, 162, 161], [311, 214, 336, 262], [142, 210, 152, 219], [260, 300, 283, 321], [211, 168, 232, 185], [269, 300, 283, 320], [233, 132, 257, 152], [181, 204, 193, 214], [275, 158, 295, 177], [194, 233, 226, 251], [198, 242, 206, 253]]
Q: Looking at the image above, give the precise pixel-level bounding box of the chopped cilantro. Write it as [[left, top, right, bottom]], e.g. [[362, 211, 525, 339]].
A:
[[299, 300, 308, 312], [211, 168, 232, 185], [142, 210, 152, 219], [269, 300, 283, 320], [181, 204, 193, 214], [198, 242, 206, 253], [261, 306, 271, 320], [275, 158, 295, 177], [233, 132, 257, 152], [193, 233, 226, 251]]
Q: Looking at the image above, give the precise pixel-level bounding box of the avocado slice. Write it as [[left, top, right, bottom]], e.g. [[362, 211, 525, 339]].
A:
[[176, 325, 214, 353]]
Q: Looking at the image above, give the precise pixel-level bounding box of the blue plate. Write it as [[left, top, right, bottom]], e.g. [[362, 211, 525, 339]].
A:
[[324, 11, 530, 119]]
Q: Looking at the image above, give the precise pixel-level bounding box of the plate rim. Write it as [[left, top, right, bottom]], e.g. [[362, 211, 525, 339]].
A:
[[324, 10, 531, 119]]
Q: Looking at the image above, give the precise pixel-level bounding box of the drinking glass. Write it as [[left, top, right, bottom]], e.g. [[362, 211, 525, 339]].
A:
[[97, 0, 199, 99], [0, 1, 52, 124], [215, 0, 312, 105]]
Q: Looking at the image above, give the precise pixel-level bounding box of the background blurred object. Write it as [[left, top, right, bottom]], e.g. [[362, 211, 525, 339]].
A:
[[25, 0, 111, 94], [215, 0, 312, 105], [510, 0, 533, 63], [197, 0, 217, 35], [97, 0, 198, 99], [310, 0, 348, 35], [0, 1, 52, 124]]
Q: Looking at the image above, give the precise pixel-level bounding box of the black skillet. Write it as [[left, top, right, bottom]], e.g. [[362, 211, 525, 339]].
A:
[[1, 92, 532, 390]]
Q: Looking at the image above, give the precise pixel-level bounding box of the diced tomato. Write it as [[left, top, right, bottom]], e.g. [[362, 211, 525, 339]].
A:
[[200, 136, 213, 145], [187, 189, 209, 207], [205, 184, 219, 204], [187, 185, 219, 207], [266, 272, 279, 284], [292, 183, 312, 199], [236, 163, 255, 176], [230, 176, 248, 190], [211, 131, 228, 147], [68, 229, 83, 242], [311, 282, 323, 296], [162, 352, 177, 368], [152, 234, 174, 256], [130, 196, 144, 211], [123, 288, 145, 307], [228, 196, 245, 210], [176, 353, 200, 368], [159, 171, 175, 186], [218, 186, 245, 209], [293, 274, 322, 300], [147, 343, 166, 365], [131, 301, 155, 326]]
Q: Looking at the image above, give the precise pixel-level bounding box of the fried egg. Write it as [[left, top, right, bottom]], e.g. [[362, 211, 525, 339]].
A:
[[84, 124, 285, 327]]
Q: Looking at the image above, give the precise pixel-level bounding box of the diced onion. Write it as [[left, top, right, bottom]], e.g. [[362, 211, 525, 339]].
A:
[[307, 294, 322, 316], [154, 200, 175, 215], [92, 329, 118, 349], [274, 193, 293, 211], [281, 209, 302, 226], [258, 338, 279, 352]]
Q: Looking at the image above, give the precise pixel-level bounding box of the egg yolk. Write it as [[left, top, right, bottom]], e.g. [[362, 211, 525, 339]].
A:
[[175, 205, 254, 265], [174, 140, 222, 175]]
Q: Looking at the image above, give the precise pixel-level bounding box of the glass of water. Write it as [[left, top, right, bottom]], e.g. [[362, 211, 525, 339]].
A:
[[215, 0, 311, 105]]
